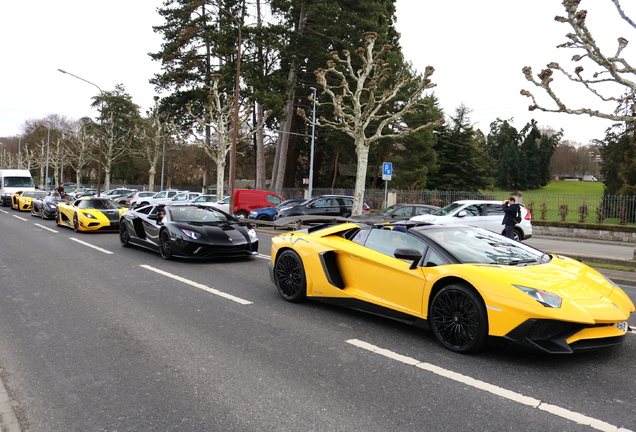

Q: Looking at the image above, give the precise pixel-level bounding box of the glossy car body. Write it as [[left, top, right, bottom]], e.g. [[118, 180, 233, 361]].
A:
[[269, 221, 634, 354], [119, 204, 259, 260], [410, 200, 533, 241], [249, 199, 307, 221], [31, 194, 71, 219], [191, 195, 230, 213], [11, 190, 49, 211], [352, 203, 440, 224], [125, 191, 156, 208], [135, 189, 188, 208], [57, 197, 127, 232], [156, 191, 202, 206], [275, 195, 370, 219], [102, 188, 137, 200]]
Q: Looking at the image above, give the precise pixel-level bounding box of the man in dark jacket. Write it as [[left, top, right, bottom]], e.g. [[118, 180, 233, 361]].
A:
[[502, 197, 520, 239]]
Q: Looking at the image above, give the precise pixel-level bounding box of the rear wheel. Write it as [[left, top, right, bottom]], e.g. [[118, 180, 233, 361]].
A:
[[159, 230, 172, 260], [235, 210, 248, 219], [430, 284, 488, 353], [274, 250, 307, 302], [513, 228, 522, 241]]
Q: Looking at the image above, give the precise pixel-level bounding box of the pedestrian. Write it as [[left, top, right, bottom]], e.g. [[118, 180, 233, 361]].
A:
[[56, 183, 65, 195], [502, 197, 520, 239]]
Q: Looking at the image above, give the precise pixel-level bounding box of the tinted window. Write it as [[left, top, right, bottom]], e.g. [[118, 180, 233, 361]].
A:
[[364, 229, 426, 258], [267, 194, 283, 205]]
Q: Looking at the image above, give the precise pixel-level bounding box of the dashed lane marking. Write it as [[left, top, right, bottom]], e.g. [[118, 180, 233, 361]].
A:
[[12, 215, 27, 221], [33, 223, 58, 233], [347, 339, 633, 432], [69, 237, 114, 255], [140, 264, 253, 305]]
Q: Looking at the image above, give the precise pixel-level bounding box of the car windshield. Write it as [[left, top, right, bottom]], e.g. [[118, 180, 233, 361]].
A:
[[169, 206, 232, 223], [23, 191, 48, 198], [78, 199, 121, 209], [419, 226, 547, 265], [3, 177, 34, 188], [278, 199, 307, 208], [432, 202, 464, 216]]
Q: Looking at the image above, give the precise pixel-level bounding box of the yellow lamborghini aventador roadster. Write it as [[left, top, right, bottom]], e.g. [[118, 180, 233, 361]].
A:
[[269, 221, 635, 354]]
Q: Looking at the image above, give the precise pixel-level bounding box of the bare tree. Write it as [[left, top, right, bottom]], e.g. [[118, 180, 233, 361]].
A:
[[62, 119, 98, 187], [522, 0, 636, 122], [301, 32, 444, 215], [188, 74, 270, 198]]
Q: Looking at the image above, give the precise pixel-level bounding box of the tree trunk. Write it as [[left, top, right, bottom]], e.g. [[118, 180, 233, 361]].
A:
[[255, 102, 266, 189], [352, 141, 370, 216]]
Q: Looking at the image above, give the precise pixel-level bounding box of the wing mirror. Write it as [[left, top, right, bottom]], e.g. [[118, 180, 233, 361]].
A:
[[393, 248, 422, 270], [456, 210, 467, 218]]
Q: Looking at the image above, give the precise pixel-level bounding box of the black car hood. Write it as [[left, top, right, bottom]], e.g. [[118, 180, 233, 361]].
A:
[[168, 221, 253, 244]]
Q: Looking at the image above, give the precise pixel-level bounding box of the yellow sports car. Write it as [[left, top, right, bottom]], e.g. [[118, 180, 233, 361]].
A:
[[57, 196, 127, 232], [11, 190, 48, 211], [270, 221, 635, 354]]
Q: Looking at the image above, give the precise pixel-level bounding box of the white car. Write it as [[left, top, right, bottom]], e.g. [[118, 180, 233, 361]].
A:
[[155, 191, 202, 206], [409, 199, 533, 241], [191, 195, 230, 213], [135, 190, 189, 208]]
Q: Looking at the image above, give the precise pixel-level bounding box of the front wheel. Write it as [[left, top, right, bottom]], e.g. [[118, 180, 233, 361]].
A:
[[119, 222, 131, 247], [257, 214, 271, 221], [159, 230, 172, 260], [235, 210, 248, 219], [274, 250, 307, 302], [429, 284, 488, 353], [73, 214, 80, 232]]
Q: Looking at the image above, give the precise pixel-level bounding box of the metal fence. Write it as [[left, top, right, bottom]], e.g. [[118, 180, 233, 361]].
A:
[[117, 184, 636, 224]]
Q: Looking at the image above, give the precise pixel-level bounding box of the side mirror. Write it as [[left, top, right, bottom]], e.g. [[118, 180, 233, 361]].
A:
[[456, 210, 467, 218], [307, 203, 315, 208], [148, 214, 158, 220], [394, 248, 423, 270]]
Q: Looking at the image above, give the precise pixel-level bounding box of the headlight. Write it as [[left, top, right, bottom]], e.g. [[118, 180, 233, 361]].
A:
[[248, 228, 258, 242], [513, 285, 562, 308], [181, 229, 201, 240], [249, 211, 257, 216], [83, 212, 97, 219]]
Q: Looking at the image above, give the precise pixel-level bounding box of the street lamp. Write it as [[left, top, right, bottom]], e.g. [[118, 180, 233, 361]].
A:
[[58, 68, 104, 196], [0, 142, 3, 169], [16, 135, 21, 169]]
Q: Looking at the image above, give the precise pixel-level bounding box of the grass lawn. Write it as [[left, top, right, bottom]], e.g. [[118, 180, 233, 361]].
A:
[[524, 180, 605, 195]]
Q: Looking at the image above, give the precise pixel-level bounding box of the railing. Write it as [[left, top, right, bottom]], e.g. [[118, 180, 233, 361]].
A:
[[113, 184, 636, 225]]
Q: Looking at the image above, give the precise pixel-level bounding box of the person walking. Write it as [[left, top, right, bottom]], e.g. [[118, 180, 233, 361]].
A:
[[502, 197, 520, 239]]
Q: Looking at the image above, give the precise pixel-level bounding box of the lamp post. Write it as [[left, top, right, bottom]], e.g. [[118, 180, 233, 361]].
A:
[[17, 135, 21, 169], [58, 69, 104, 196], [206, 1, 241, 212], [0, 142, 3, 169]]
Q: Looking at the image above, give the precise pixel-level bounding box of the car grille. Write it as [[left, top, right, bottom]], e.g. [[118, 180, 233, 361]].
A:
[[526, 320, 582, 340], [181, 243, 256, 258]]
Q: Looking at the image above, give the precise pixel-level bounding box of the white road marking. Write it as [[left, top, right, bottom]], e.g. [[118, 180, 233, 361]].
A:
[[0, 209, 8, 214], [140, 264, 253, 305], [12, 215, 27, 221], [34, 223, 58, 233], [255, 253, 270, 260], [347, 339, 633, 432], [69, 237, 114, 254]]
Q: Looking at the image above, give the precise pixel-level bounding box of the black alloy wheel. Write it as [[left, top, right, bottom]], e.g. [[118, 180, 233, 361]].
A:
[[429, 284, 488, 353], [274, 250, 307, 302], [73, 214, 80, 232], [257, 214, 271, 221], [159, 230, 172, 260], [119, 223, 131, 247]]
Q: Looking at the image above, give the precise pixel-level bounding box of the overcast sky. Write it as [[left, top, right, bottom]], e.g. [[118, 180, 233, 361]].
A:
[[1, 1, 632, 145]]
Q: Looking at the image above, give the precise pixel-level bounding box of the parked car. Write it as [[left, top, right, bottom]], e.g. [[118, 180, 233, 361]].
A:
[[156, 191, 202, 206], [270, 220, 634, 354], [123, 191, 157, 208], [31, 193, 71, 219], [352, 203, 439, 224], [10, 190, 48, 211], [275, 195, 369, 220], [119, 204, 259, 260], [249, 199, 307, 221], [102, 188, 137, 200], [135, 189, 188, 207], [113, 190, 141, 206], [232, 189, 284, 218], [409, 199, 532, 241], [191, 195, 229, 212]]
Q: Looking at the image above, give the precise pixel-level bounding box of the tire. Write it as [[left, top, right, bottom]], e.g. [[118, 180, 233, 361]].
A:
[[235, 210, 248, 219], [159, 230, 173, 260], [274, 250, 307, 302], [257, 214, 271, 221], [119, 222, 131, 247], [73, 214, 80, 232], [513, 229, 522, 242], [429, 283, 488, 353]]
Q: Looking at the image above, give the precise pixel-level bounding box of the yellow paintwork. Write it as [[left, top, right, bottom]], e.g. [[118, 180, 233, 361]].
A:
[[57, 197, 127, 232], [10, 190, 44, 211], [271, 224, 635, 344]]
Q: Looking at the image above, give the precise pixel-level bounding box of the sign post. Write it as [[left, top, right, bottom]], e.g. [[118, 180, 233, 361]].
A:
[[382, 162, 392, 209]]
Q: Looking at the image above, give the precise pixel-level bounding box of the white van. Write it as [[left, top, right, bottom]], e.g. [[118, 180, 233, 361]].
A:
[[409, 199, 533, 241], [0, 169, 35, 207]]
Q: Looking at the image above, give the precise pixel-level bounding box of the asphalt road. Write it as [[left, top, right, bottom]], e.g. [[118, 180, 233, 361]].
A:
[[0, 209, 635, 432]]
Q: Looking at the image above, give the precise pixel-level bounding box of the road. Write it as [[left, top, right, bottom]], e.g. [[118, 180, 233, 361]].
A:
[[525, 236, 635, 260], [0, 209, 634, 431]]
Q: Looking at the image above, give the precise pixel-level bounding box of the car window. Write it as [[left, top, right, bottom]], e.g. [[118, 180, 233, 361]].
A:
[[392, 206, 412, 217], [363, 229, 426, 258], [461, 204, 482, 217], [155, 192, 166, 198], [267, 194, 283, 205], [167, 192, 178, 198], [486, 204, 504, 215], [424, 249, 448, 267], [414, 206, 433, 216], [313, 198, 329, 207]]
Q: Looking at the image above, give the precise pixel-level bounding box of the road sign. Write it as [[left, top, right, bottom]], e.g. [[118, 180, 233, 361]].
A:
[[382, 162, 392, 181]]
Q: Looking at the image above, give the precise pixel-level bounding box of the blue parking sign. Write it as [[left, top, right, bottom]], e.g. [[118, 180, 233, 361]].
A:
[[383, 162, 392, 176]]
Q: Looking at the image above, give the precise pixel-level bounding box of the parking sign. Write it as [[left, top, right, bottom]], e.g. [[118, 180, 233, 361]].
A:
[[382, 162, 392, 181]]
